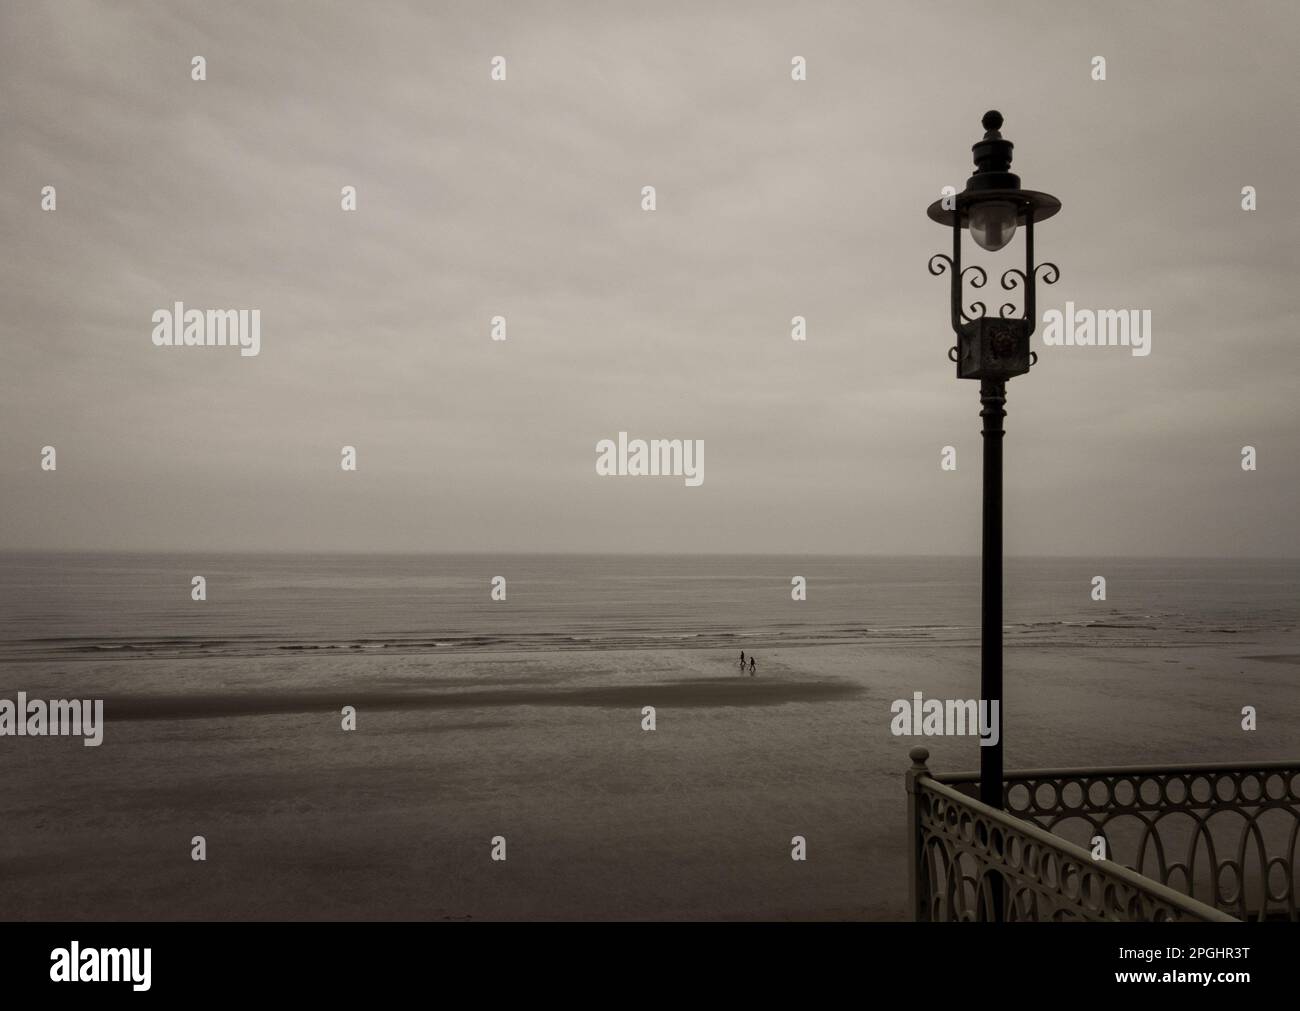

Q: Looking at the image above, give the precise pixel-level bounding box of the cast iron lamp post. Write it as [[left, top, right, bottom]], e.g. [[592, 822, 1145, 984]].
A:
[[926, 111, 1061, 815]]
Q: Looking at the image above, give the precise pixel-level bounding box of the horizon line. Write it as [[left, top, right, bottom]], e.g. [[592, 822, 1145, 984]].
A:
[[1, 548, 1296, 562]]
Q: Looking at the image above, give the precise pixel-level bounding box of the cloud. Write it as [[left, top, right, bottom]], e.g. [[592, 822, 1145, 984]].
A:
[[1, 0, 1296, 554]]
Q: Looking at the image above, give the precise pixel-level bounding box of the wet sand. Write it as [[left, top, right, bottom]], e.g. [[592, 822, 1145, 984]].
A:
[[1, 638, 1296, 920], [80, 677, 864, 721]]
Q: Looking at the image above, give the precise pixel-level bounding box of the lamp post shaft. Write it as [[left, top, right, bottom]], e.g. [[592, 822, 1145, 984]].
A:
[[979, 378, 1005, 811], [924, 111, 1060, 922]]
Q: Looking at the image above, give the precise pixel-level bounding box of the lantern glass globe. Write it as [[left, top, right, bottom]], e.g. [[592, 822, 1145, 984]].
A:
[[969, 200, 1018, 252]]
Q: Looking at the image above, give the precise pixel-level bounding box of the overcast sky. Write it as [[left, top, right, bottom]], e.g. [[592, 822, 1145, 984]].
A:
[[1, 1, 1296, 556]]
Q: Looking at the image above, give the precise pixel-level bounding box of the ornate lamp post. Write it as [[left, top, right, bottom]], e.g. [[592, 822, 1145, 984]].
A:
[[926, 111, 1060, 814]]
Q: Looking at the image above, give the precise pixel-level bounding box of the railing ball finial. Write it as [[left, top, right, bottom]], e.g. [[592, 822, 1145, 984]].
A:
[[909, 746, 930, 767]]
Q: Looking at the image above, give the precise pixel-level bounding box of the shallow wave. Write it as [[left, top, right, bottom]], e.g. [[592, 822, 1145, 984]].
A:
[[0, 617, 1265, 661]]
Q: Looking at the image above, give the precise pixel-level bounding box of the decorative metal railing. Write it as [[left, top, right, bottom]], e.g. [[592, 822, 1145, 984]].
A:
[[945, 758, 1300, 922], [904, 747, 1300, 922]]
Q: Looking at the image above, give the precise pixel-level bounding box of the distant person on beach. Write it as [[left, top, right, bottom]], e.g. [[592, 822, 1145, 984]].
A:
[[739, 650, 745, 673], [749, 656, 756, 677]]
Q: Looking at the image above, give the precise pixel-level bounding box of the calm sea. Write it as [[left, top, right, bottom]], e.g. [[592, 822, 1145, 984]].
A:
[[1, 552, 1294, 661], [1, 551, 1295, 920]]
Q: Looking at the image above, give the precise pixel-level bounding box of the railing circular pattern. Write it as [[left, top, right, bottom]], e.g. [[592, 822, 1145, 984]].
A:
[[985, 765, 1300, 922], [917, 785, 1232, 922]]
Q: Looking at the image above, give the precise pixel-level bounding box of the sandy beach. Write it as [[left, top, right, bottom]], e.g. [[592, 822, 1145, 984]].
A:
[[2, 634, 1295, 921]]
